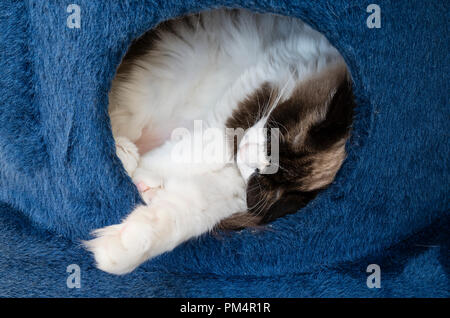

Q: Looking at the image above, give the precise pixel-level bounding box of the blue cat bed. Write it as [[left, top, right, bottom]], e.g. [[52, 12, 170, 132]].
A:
[[0, 0, 448, 297]]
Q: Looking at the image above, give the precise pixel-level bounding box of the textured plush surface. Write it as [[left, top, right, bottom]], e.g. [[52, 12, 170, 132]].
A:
[[0, 0, 448, 297]]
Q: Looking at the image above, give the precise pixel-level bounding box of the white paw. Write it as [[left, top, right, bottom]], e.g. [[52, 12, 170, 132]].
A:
[[115, 136, 140, 176], [83, 209, 155, 275]]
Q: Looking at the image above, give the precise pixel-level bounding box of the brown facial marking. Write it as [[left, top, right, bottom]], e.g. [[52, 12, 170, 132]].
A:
[[220, 62, 355, 228], [225, 83, 279, 155]]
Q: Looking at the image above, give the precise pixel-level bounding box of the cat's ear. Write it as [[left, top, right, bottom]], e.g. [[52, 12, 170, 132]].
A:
[[298, 66, 354, 191], [306, 68, 355, 151], [269, 62, 354, 153]]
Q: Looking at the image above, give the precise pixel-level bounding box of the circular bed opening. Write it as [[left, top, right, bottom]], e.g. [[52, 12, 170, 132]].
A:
[[90, 6, 372, 275], [108, 8, 363, 225]]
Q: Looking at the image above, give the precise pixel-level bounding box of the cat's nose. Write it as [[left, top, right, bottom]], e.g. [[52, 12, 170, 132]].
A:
[[238, 142, 270, 169], [238, 142, 259, 168]]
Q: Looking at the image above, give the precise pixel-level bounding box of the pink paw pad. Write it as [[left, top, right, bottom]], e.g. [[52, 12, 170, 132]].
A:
[[136, 181, 150, 192]]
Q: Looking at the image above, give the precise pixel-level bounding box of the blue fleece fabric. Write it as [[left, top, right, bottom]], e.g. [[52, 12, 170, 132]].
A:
[[0, 0, 448, 297]]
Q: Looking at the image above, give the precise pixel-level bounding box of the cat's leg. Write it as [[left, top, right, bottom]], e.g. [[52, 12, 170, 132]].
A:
[[114, 136, 140, 176], [114, 126, 179, 178], [84, 165, 246, 275]]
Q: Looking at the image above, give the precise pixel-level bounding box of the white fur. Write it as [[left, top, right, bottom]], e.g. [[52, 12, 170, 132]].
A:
[[85, 9, 342, 274]]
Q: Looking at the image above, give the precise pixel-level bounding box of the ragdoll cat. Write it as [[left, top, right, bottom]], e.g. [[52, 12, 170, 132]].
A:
[[84, 9, 354, 274]]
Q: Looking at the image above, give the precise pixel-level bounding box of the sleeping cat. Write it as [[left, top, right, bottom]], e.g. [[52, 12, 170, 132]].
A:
[[84, 9, 354, 274]]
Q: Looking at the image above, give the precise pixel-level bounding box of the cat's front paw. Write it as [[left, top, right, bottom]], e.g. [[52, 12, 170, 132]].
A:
[[115, 136, 140, 176], [83, 209, 155, 275]]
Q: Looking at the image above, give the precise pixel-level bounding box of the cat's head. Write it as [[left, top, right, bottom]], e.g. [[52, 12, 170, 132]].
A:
[[226, 62, 355, 226]]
